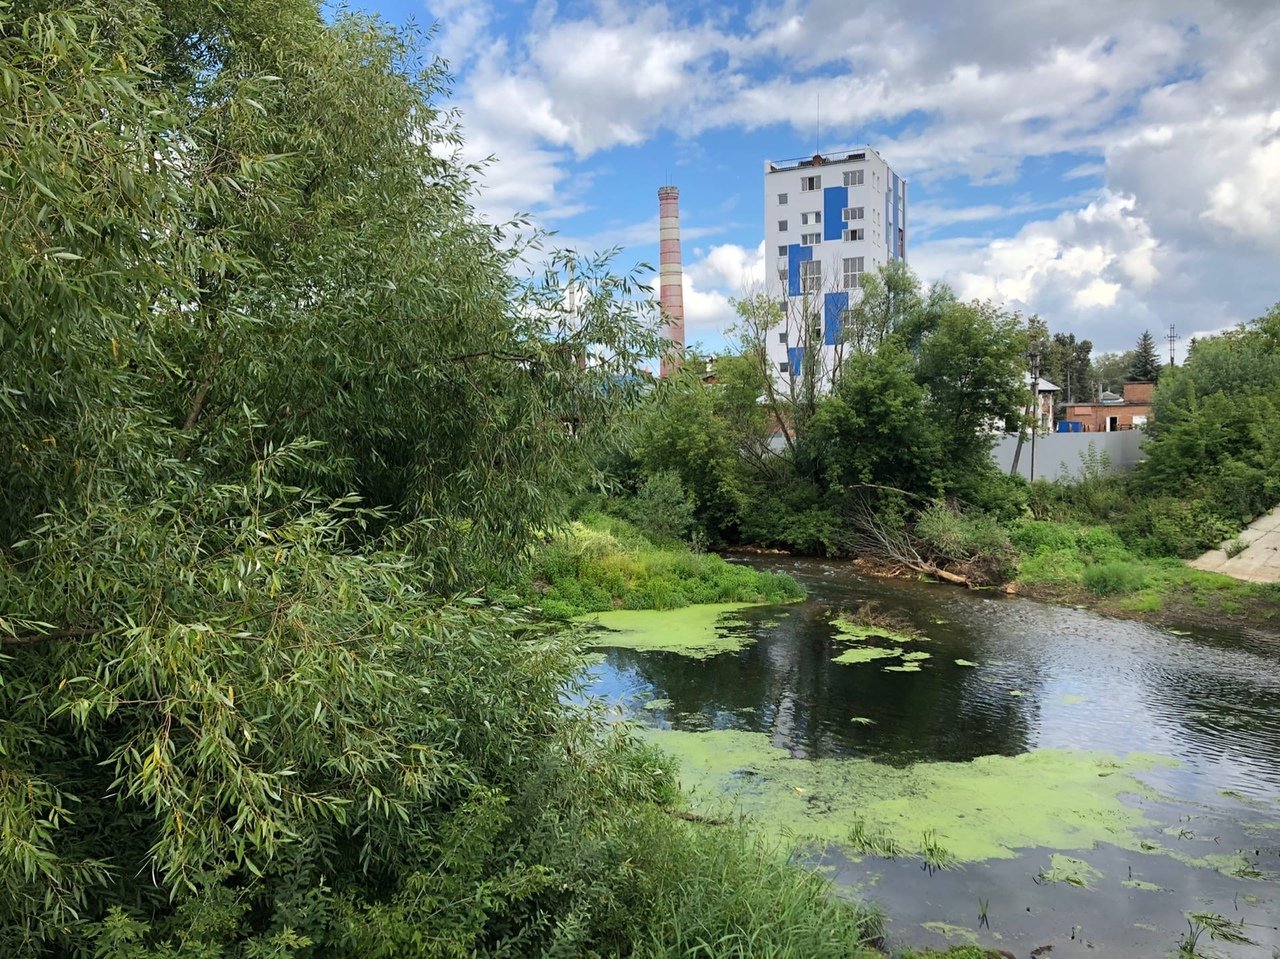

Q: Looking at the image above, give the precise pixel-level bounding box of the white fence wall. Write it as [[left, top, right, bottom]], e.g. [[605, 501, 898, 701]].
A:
[[990, 430, 1146, 482]]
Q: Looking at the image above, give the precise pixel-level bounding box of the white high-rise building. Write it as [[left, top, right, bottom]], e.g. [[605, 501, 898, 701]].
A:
[[763, 148, 907, 386]]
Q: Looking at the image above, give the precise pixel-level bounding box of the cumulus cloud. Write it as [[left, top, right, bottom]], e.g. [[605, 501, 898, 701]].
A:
[[914, 193, 1165, 349], [425, 0, 1280, 348]]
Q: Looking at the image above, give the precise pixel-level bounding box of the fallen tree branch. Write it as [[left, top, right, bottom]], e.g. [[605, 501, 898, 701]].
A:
[[664, 807, 729, 826]]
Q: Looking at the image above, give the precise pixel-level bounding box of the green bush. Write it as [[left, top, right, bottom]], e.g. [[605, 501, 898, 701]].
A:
[[612, 470, 698, 545], [526, 515, 803, 618], [1117, 496, 1236, 558], [1076, 525, 1128, 561], [1082, 560, 1149, 596], [1010, 519, 1078, 555]]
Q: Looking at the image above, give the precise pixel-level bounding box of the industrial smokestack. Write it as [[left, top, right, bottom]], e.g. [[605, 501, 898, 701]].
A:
[[658, 185, 684, 378]]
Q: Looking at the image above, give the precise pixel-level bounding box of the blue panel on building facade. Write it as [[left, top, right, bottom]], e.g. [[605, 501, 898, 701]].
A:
[[787, 346, 805, 377], [786, 243, 812, 297], [823, 186, 847, 242], [823, 291, 848, 346]]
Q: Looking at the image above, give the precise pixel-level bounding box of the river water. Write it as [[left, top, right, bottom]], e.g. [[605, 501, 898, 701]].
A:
[[583, 556, 1280, 958]]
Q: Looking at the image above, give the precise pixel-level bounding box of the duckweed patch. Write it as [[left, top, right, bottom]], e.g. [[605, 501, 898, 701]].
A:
[[884, 663, 923, 673], [919, 922, 981, 946], [576, 603, 761, 658], [645, 728, 1177, 864], [1122, 879, 1165, 891], [1037, 854, 1102, 888], [954, 659, 977, 667], [833, 645, 903, 665], [643, 699, 672, 710]]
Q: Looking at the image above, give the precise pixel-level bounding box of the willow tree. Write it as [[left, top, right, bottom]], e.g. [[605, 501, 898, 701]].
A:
[[0, 0, 668, 955]]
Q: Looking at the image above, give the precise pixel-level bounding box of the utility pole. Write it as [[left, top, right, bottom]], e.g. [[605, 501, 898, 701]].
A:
[[1166, 324, 1179, 368], [1028, 349, 1042, 484]]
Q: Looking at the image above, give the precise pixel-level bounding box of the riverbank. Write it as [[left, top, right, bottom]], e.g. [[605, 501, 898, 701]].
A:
[[727, 514, 1280, 635], [523, 513, 803, 619]]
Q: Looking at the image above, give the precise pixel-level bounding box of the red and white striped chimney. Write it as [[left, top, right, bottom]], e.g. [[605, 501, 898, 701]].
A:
[[658, 185, 684, 378]]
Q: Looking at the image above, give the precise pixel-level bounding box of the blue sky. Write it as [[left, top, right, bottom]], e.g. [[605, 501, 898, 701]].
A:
[[355, 0, 1279, 359]]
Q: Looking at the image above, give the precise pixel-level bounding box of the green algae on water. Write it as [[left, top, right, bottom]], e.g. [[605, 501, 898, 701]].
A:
[[642, 698, 672, 710], [1037, 853, 1103, 888], [575, 603, 761, 658], [1061, 694, 1085, 705], [643, 727, 1177, 864], [1121, 879, 1165, 891], [901, 650, 931, 661], [920, 921, 981, 946], [954, 658, 977, 667], [833, 645, 903, 665], [883, 663, 922, 672]]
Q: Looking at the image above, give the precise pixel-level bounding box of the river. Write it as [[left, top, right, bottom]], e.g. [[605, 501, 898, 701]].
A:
[[582, 556, 1280, 958]]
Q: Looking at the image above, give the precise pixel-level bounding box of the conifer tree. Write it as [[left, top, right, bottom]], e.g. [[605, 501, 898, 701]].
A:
[[1129, 329, 1163, 381]]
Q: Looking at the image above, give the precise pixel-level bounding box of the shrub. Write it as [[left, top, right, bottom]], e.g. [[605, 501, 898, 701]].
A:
[[526, 515, 803, 618], [1225, 538, 1248, 559], [1117, 496, 1236, 558], [612, 471, 697, 545], [1082, 560, 1149, 596], [1010, 519, 1078, 555], [1076, 525, 1128, 562]]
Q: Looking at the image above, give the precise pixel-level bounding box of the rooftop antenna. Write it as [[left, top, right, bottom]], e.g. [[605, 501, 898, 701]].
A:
[[1166, 324, 1179, 367], [815, 94, 821, 155]]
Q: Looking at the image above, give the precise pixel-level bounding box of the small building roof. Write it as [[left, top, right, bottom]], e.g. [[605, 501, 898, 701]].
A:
[[1025, 372, 1060, 392]]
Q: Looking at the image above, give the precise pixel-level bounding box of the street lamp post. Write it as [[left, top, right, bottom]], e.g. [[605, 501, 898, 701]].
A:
[[1027, 349, 1042, 484]]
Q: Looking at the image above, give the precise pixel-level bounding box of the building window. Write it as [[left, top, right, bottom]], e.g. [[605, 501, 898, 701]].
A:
[[800, 259, 822, 293], [777, 245, 787, 257], [842, 228, 865, 241], [776, 267, 786, 281], [778, 219, 788, 232], [843, 206, 864, 220], [843, 169, 864, 186], [800, 232, 821, 246], [777, 331, 788, 343], [778, 361, 790, 373], [842, 256, 865, 289], [777, 193, 788, 205], [801, 211, 822, 225], [801, 175, 821, 191]]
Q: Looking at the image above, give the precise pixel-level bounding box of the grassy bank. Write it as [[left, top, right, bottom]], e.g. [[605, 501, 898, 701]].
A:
[[1009, 518, 1280, 627], [525, 513, 804, 619]]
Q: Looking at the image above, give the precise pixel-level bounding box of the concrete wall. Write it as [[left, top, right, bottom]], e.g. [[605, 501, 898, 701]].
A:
[[991, 429, 1146, 482]]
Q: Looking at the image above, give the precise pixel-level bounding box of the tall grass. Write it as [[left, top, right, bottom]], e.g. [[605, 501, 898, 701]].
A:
[[527, 513, 803, 618]]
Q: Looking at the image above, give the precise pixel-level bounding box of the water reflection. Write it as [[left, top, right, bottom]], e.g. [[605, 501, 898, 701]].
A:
[[584, 556, 1280, 957], [588, 556, 1280, 800]]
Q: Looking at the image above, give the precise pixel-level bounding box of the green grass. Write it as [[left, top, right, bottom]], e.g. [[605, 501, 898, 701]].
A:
[[1010, 518, 1280, 624], [526, 513, 804, 619]]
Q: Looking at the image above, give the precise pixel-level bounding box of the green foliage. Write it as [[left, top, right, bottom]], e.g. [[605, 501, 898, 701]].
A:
[[1130, 329, 1163, 381], [1134, 307, 1280, 539], [626, 371, 755, 544], [527, 515, 803, 618], [1082, 561, 1149, 596], [612, 470, 698, 544], [0, 1, 882, 954]]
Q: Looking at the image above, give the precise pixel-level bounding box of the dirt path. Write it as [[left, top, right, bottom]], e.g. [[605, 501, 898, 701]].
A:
[[1188, 505, 1280, 583]]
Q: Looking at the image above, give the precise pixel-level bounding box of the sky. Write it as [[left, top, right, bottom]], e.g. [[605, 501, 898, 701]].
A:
[[357, 0, 1280, 359]]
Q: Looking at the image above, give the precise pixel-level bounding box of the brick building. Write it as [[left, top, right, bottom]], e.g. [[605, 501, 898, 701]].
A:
[[1062, 381, 1154, 432]]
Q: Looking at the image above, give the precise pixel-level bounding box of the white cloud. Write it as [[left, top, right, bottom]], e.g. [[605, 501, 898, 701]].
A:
[[425, 0, 1280, 347], [916, 192, 1165, 349]]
